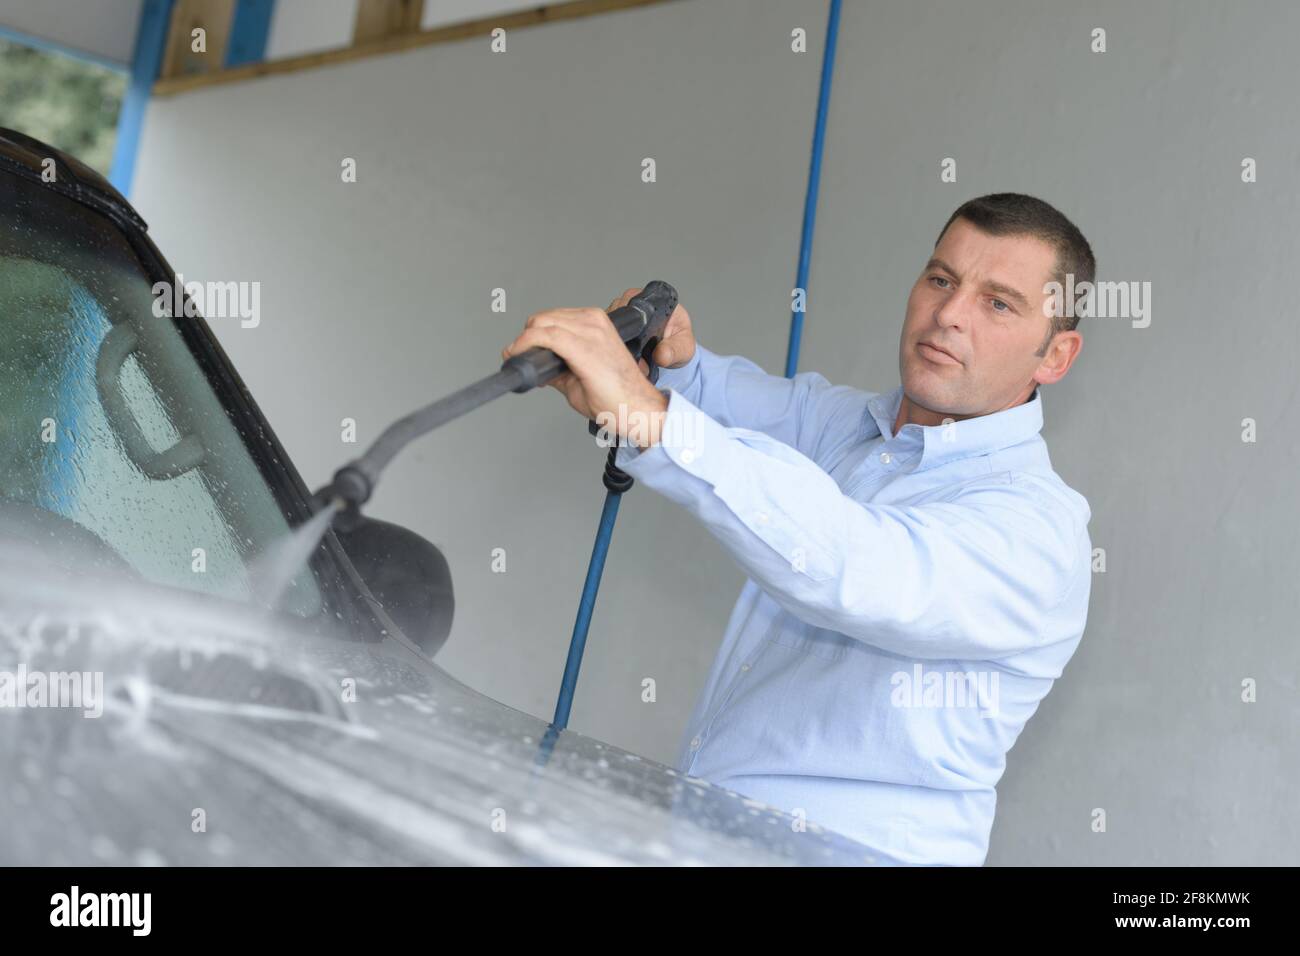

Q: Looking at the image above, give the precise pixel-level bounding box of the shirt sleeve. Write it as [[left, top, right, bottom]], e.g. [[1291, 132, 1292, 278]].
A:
[[616, 388, 1083, 661], [653, 345, 874, 467]]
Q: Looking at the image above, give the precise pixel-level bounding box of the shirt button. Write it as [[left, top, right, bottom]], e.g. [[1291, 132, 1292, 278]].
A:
[[740, 663, 751, 672], [755, 511, 769, 525], [679, 448, 696, 465], [879, 451, 892, 464], [690, 736, 702, 750]]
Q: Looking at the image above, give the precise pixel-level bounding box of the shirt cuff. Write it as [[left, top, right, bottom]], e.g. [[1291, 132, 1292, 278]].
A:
[[614, 386, 728, 485], [652, 346, 703, 392]]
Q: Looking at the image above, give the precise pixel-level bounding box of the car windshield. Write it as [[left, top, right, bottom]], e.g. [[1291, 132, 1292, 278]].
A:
[[0, 167, 323, 617]]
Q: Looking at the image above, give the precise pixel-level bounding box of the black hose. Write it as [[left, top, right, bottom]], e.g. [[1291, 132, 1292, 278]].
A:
[[319, 366, 523, 516], [313, 281, 677, 519]]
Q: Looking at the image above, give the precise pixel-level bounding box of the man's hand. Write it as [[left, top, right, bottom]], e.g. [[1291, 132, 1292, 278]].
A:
[[607, 287, 697, 371], [501, 305, 668, 448]]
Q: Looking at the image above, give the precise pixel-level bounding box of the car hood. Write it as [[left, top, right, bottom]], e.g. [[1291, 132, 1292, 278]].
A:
[[0, 547, 893, 866]]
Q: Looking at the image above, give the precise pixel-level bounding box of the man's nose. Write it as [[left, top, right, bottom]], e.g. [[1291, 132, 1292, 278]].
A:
[[933, 290, 971, 330]]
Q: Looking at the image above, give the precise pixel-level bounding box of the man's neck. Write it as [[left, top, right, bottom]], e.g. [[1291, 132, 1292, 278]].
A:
[[893, 384, 1038, 435]]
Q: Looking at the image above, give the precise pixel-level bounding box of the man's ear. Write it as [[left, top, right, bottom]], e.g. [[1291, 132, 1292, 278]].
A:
[[1034, 330, 1083, 386]]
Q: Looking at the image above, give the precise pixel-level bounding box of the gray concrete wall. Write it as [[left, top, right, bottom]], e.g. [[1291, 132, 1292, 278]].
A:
[[131, 0, 1299, 864]]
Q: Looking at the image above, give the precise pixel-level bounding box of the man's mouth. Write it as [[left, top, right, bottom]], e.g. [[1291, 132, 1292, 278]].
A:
[[918, 341, 962, 366]]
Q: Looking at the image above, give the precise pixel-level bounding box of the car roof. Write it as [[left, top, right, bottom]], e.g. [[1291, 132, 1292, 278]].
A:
[[0, 126, 147, 231]]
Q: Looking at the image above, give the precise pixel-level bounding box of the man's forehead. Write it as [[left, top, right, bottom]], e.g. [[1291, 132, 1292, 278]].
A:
[[934, 221, 1057, 290]]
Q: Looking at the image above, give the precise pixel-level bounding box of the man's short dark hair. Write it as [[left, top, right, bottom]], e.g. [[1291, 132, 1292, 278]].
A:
[[936, 193, 1096, 347]]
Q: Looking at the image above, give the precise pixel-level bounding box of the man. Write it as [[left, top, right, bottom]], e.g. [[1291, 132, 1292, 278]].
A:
[[502, 193, 1093, 865]]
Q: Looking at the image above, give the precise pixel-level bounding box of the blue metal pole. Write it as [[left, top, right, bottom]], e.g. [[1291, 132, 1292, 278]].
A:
[[109, 0, 175, 197], [785, 0, 842, 378], [550, 0, 843, 733], [552, 490, 622, 729], [226, 0, 276, 67]]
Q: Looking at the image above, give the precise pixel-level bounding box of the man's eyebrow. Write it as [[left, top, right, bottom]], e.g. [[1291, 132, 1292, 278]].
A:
[[924, 257, 1031, 310]]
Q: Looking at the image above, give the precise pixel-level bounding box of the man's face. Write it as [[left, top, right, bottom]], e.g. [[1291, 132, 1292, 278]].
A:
[[898, 217, 1075, 422]]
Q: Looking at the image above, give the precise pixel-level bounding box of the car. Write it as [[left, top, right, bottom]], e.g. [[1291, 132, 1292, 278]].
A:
[[0, 127, 892, 866]]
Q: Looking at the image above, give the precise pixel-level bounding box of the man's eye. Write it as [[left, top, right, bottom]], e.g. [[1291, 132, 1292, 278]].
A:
[[991, 298, 1009, 312], [930, 276, 951, 289]]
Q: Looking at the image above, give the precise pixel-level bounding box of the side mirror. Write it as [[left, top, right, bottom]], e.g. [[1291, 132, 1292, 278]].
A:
[[335, 517, 454, 656]]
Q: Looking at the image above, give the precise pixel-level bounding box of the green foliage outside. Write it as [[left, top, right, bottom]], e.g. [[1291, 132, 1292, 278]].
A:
[[0, 36, 126, 176]]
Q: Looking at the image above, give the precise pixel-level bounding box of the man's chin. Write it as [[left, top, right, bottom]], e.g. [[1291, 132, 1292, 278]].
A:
[[900, 373, 973, 421], [903, 365, 954, 399]]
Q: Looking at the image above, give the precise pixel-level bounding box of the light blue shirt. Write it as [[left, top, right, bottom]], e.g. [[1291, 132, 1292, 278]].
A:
[[614, 345, 1092, 865]]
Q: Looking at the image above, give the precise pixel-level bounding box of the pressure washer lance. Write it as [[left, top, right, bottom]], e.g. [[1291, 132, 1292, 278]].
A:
[[311, 281, 679, 529]]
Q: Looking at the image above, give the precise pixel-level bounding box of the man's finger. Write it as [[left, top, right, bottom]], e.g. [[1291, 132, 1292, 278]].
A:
[[525, 310, 564, 330], [608, 287, 641, 312], [504, 323, 579, 361], [663, 305, 690, 335]]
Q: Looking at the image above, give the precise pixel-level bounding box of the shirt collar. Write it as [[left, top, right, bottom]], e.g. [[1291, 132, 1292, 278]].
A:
[[865, 385, 1044, 472]]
